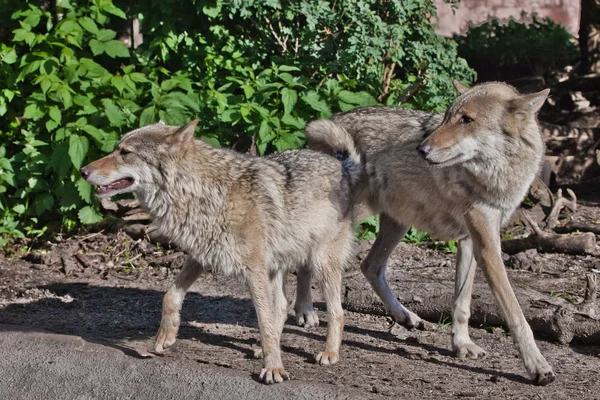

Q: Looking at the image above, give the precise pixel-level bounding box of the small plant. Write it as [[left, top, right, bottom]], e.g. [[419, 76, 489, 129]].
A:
[[356, 214, 380, 241], [403, 227, 431, 244]]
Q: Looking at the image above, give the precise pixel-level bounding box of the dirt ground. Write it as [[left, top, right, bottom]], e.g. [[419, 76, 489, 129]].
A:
[[1, 225, 600, 399]]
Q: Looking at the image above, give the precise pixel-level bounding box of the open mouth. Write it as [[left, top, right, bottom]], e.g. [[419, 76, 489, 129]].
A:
[[95, 177, 134, 196]]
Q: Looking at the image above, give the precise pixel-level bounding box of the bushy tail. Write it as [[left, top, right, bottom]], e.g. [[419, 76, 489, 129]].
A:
[[306, 119, 361, 167], [306, 119, 364, 196]]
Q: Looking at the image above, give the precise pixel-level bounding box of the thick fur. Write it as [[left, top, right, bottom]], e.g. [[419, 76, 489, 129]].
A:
[[81, 121, 357, 384], [305, 81, 556, 385]]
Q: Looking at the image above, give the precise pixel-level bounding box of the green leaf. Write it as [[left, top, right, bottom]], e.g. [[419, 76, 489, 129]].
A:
[[78, 206, 103, 224], [79, 58, 110, 78], [13, 204, 25, 214], [281, 114, 305, 129], [75, 177, 92, 203], [337, 90, 377, 106], [202, 3, 222, 18], [140, 106, 156, 126], [23, 103, 44, 120], [46, 119, 59, 132], [101, 99, 125, 127], [101, 3, 126, 19], [89, 39, 105, 56], [301, 91, 331, 118], [278, 65, 301, 72], [281, 88, 298, 115], [79, 17, 99, 34], [96, 29, 117, 42], [103, 40, 129, 58], [50, 142, 70, 182], [48, 106, 61, 123], [34, 193, 54, 215], [68, 134, 89, 169]]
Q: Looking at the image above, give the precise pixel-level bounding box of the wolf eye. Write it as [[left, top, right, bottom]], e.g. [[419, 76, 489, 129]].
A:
[[120, 148, 132, 157], [460, 115, 473, 124]]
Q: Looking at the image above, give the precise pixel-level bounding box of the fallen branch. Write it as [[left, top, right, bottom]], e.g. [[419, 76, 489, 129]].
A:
[[343, 272, 600, 345], [545, 188, 577, 229], [554, 222, 600, 235], [502, 211, 596, 255]]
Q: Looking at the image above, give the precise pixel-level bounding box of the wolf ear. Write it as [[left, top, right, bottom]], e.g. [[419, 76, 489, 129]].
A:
[[453, 80, 469, 95], [511, 89, 550, 114], [165, 120, 198, 152]]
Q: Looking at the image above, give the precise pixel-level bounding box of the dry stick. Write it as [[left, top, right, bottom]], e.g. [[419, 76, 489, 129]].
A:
[[501, 211, 596, 255], [584, 273, 598, 305], [545, 188, 577, 229], [554, 222, 600, 235]]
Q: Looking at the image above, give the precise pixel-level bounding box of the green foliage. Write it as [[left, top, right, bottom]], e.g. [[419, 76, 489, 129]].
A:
[[0, 0, 474, 243], [455, 12, 578, 82]]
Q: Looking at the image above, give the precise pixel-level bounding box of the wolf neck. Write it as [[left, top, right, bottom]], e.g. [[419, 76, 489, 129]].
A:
[[462, 120, 543, 211], [137, 140, 234, 250]]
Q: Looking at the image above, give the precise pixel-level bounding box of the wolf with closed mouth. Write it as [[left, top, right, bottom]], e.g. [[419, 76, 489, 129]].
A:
[[304, 81, 556, 385], [81, 120, 358, 384]]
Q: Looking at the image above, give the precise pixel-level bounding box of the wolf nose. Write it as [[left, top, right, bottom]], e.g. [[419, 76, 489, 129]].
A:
[[80, 167, 91, 180], [417, 143, 432, 158]]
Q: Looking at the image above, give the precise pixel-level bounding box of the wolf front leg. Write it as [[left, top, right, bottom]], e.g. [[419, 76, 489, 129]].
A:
[[361, 213, 421, 328], [246, 261, 290, 384], [155, 256, 204, 353], [464, 206, 555, 385], [452, 238, 486, 359]]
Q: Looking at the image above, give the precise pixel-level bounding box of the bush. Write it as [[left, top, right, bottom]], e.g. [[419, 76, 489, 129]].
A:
[[0, 0, 474, 244], [455, 12, 578, 82]]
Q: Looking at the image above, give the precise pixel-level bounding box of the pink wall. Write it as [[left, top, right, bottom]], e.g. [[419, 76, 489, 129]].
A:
[[435, 0, 581, 36]]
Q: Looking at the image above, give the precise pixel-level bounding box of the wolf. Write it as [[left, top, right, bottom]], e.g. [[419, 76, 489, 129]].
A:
[[303, 81, 556, 385], [80, 120, 358, 384]]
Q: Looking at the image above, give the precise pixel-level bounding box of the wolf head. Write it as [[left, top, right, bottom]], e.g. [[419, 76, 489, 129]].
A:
[[417, 81, 550, 167], [80, 120, 198, 198]]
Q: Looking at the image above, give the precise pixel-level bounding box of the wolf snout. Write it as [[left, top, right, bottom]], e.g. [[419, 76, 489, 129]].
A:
[[80, 166, 91, 180], [416, 143, 432, 158]]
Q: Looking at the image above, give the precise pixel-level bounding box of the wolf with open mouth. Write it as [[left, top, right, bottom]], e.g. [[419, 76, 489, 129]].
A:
[[81, 120, 360, 384]]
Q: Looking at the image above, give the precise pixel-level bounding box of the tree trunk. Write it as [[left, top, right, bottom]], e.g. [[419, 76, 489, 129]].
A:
[[579, 0, 600, 74]]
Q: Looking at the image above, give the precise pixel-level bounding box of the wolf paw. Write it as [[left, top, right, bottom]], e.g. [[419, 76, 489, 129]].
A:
[[295, 307, 319, 328], [154, 326, 177, 354], [453, 342, 487, 359], [390, 307, 421, 330], [253, 348, 263, 359], [259, 367, 290, 384], [315, 351, 339, 365], [534, 369, 556, 386]]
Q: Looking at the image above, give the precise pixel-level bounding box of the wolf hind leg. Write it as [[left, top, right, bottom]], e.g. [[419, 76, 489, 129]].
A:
[[314, 228, 351, 366], [154, 256, 204, 353], [294, 265, 319, 328]]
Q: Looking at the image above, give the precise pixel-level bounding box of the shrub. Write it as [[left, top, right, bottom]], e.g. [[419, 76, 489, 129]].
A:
[[455, 12, 578, 82], [0, 0, 474, 245]]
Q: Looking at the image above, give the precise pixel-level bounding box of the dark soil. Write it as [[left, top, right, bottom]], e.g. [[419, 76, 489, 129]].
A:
[[1, 226, 600, 399]]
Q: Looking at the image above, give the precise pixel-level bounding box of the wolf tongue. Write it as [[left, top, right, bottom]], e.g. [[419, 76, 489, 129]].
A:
[[109, 178, 131, 189]]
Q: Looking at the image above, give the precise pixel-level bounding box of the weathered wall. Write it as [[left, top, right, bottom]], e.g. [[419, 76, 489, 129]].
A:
[[435, 0, 581, 36]]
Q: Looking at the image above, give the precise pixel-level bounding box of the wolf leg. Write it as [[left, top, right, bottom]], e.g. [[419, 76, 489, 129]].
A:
[[452, 238, 486, 358], [246, 259, 289, 384], [154, 256, 203, 353], [465, 206, 555, 385], [361, 213, 421, 328], [294, 265, 319, 327], [314, 237, 347, 365], [254, 269, 288, 360]]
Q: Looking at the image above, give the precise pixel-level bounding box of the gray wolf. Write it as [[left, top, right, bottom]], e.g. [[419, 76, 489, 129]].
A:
[[80, 120, 357, 384], [304, 81, 556, 385]]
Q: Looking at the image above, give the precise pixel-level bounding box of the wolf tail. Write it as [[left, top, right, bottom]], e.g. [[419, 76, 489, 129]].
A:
[[306, 119, 368, 220], [306, 118, 361, 164]]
